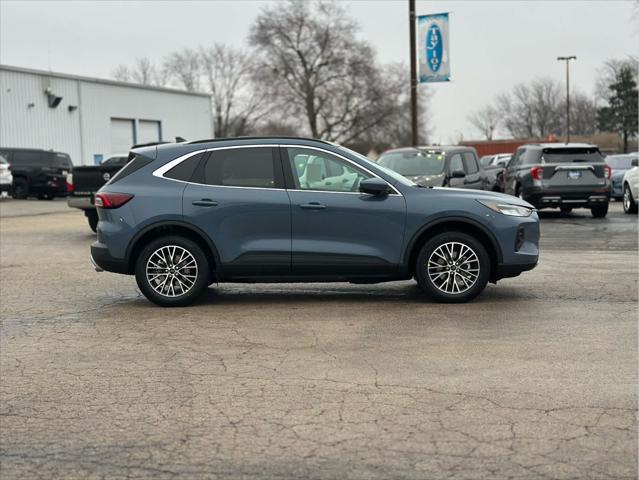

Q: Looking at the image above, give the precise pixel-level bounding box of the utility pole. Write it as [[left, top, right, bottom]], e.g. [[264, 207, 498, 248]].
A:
[[557, 56, 576, 143], [409, 0, 418, 146]]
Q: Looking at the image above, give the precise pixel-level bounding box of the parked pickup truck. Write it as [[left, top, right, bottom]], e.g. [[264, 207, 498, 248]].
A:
[[503, 143, 611, 217], [376, 146, 490, 190], [67, 155, 128, 231]]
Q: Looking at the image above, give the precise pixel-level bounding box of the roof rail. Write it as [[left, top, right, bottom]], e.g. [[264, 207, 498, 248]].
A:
[[187, 136, 334, 146]]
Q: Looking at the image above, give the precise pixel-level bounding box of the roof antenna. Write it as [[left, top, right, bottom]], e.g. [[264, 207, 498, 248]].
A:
[[175, 136, 186, 143]]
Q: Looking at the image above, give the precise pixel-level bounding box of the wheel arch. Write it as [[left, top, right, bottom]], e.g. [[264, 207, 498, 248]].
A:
[[404, 217, 502, 279], [126, 221, 220, 275]]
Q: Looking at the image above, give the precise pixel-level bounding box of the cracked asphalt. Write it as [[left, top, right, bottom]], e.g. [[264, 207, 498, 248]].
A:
[[1, 199, 637, 479]]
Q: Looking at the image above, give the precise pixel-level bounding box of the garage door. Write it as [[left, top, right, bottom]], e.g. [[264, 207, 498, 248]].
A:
[[138, 120, 161, 144], [110, 118, 134, 154]]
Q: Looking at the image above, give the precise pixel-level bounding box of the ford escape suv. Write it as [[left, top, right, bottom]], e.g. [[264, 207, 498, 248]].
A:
[[91, 137, 540, 307]]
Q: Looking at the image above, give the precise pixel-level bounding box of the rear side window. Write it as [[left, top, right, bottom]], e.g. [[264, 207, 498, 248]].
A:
[[164, 153, 203, 182], [12, 151, 42, 165], [195, 147, 278, 188], [541, 147, 603, 164], [462, 152, 479, 173], [448, 153, 464, 173], [107, 154, 152, 184], [54, 153, 73, 169]]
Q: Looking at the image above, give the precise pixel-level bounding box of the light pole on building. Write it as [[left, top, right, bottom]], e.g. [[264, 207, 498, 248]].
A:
[[557, 56, 576, 143]]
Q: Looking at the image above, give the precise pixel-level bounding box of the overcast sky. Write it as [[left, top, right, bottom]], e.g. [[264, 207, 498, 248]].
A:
[[1, 0, 636, 143]]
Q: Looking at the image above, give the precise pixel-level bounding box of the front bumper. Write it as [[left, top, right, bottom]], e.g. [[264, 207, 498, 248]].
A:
[[90, 241, 129, 274]]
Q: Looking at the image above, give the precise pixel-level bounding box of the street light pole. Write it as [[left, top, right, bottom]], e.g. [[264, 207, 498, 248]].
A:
[[557, 56, 576, 143], [409, 0, 418, 146]]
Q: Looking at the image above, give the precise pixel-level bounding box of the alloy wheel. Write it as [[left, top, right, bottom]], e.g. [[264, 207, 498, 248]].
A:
[[624, 188, 631, 211], [145, 245, 198, 297], [427, 241, 480, 294]]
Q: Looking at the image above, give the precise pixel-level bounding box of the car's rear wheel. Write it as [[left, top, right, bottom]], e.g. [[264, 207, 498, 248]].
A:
[[623, 184, 638, 214], [11, 178, 29, 199], [415, 232, 490, 303], [591, 204, 608, 218], [85, 209, 98, 232], [135, 236, 210, 307]]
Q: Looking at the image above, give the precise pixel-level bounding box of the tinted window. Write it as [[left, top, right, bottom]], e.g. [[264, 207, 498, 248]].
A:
[[12, 151, 42, 165], [462, 152, 479, 174], [54, 153, 73, 169], [540, 147, 603, 164], [165, 153, 203, 182], [201, 147, 276, 188], [378, 150, 445, 176], [108, 154, 153, 184], [448, 153, 464, 173], [287, 147, 370, 192]]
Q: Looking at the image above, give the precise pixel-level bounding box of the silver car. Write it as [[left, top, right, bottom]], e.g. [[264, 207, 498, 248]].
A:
[[0, 155, 13, 196]]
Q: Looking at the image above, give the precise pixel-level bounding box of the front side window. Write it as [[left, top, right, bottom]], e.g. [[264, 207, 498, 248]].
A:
[[448, 153, 464, 173], [287, 147, 370, 192], [12, 151, 42, 165], [462, 152, 479, 174], [199, 147, 277, 188]]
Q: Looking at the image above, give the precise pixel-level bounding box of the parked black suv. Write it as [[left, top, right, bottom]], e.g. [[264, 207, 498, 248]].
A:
[[0, 148, 73, 199], [503, 143, 611, 217], [377, 146, 485, 190]]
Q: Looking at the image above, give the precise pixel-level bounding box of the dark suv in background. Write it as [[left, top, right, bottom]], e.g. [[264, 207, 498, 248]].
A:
[[377, 146, 484, 189], [91, 137, 539, 307], [0, 148, 73, 199], [503, 143, 611, 217]]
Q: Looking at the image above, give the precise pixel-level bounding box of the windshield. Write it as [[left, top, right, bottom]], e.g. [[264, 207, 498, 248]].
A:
[[377, 151, 445, 177], [605, 155, 636, 170], [480, 155, 493, 167], [338, 146, 416, 187]]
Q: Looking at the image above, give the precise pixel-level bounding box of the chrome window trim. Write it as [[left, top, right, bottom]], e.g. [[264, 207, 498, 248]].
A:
[[152, 143, 402, 196]]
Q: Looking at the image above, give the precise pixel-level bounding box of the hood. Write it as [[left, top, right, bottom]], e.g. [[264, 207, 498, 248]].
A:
[[405, 173, 445, 187], [429, 186, 535, 209]]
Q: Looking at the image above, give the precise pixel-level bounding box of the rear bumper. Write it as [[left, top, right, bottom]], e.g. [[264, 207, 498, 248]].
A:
[[523, 186, 610, 208], [90, 241, 129, 274], [68, 195, 93, 210]]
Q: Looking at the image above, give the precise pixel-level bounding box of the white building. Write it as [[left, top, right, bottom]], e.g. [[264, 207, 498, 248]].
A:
[[0, 65, 213, 165]]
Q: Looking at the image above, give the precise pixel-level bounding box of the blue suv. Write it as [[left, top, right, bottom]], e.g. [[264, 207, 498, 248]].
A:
[[91, 137, 540, 307]]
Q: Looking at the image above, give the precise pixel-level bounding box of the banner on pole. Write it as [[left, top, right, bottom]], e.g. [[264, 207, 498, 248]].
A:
[[417, 13, 450, 83]]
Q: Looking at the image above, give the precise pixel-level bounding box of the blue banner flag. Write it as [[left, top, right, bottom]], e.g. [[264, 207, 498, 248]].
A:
[[417, 13, 450, 83]]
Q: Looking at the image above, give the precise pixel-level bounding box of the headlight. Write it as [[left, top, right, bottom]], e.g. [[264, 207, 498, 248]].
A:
[[478, 200, 534, 217]]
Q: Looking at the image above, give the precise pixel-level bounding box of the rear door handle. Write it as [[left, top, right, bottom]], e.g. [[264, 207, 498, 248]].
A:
[[192, 199, 218, 207], [300, 202, 326, 210]]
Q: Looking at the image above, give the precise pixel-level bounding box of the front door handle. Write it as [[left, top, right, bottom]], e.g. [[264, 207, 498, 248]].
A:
[[192, 199, 218, 207], [300, 202, 326, 210]]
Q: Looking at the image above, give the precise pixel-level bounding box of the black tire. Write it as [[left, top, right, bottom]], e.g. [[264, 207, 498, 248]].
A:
[[135, 235, 210, 307], [623, 184, 638, 214], [415, 231, 491, 303], [85, 210, 98, 232], [591, 204, 608, 218], [11, 178, 29, 199]]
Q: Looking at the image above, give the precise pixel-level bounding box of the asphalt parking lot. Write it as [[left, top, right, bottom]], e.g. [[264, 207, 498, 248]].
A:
[[1, 198, 637, 479]]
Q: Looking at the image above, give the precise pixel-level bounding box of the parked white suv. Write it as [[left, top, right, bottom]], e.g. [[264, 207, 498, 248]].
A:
[[622, 154, 639, 214], [0, 155, 13, 196]]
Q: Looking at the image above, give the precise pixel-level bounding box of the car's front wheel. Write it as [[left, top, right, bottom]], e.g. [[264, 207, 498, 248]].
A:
[[135, 236, 210, 307], [623, 184, 638, 214], [415, 232, 490, 303]]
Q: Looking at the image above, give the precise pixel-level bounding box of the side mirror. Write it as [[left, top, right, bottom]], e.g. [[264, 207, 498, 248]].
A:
[[449, 169, 466, 179], [359, 177, 391, 196], [632, 158, 638, 167]]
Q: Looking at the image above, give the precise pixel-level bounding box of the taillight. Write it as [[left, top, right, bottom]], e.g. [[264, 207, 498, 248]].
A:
[[604, 165, 611, 179], [94, 192, 134, 209], [66, 173, 74, 193], [531, 167, 544, 181]]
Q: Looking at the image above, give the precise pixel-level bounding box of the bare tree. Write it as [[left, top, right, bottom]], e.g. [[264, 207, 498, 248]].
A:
[[163, 48, 202, 92], [112, 57, 163, 86], [567, 91, 598, 136], [249, 0, 403, 144], [498, 77, 562, 138], [467, 105, 500, 140], [200, 44, 270, 137]]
